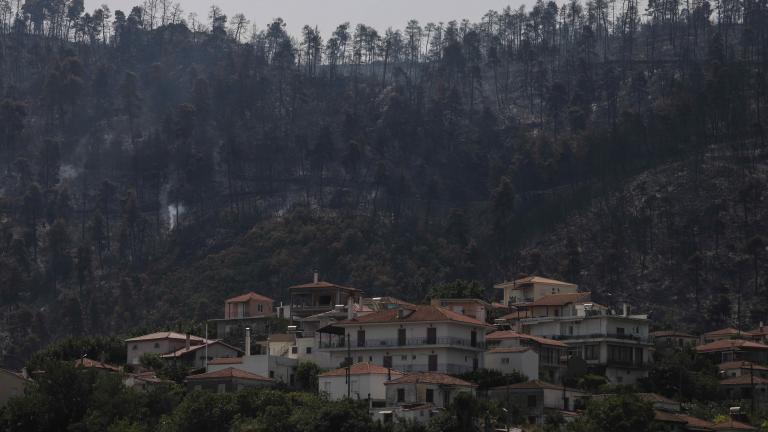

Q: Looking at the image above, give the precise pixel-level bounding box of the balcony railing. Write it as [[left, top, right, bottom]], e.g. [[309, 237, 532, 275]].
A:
[[388, 363, 475, 374], [319, 336, 485, 350], [547, 333, 650, 343]]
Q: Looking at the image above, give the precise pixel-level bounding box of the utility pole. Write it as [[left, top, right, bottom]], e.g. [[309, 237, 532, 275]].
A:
[[347, 333, 351, 399]]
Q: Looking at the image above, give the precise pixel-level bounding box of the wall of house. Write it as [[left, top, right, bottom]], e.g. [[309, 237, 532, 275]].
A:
[[605, 366, 648, 385], [327, 347, 481, 374], [485, 350, 539, 380], [187, 377, 272, 393], [127, 339, 190, 365], [207, 355, 298, 385], [385, 382, 474, 407], [542, 387, 586, 411], [319, 373, 394, 401], [186, 344, 239, 369], [0, 371, 27, 407]]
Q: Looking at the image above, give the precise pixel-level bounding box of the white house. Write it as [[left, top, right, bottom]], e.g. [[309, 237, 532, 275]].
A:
[[485, 347, 540, 380], [373, 372, 477, 424], [125, 331, 207, 366], [318, 305, 492, 374], [486, 380, 588, 426], [318, 362, 403, 403], [486, 331, 569, 383], [160, 340, 242, 369]]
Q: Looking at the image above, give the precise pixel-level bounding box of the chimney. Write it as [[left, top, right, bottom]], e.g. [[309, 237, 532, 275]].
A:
[[622, 303, 629, 316], [313, 269, 319, 284], [186, 334, 191, 350], [347, 296, 354, 320], [245, 327, 251, 356]]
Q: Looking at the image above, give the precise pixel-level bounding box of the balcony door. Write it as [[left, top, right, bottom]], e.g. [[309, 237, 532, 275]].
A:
[[427, 328, 437, 345], [470, 330, 477, 347], [398, 328, 406, 346], [357, 330, 366, 347], [428, 354, 438, 371]]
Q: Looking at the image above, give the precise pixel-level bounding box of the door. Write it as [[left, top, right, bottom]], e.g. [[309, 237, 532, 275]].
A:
[[470, 330, 477, 347], [383, 355, 393, 368], [427, 328, 437, 344], [398, 328, 407, 346], [428, 354, 438, 371], [357, 330, 366, 347]]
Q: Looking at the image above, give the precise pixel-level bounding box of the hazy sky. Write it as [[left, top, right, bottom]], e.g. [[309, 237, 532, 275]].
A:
[[88, 0, 521, 38]]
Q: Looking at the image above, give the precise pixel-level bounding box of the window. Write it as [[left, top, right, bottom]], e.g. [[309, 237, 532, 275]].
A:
[[319, 295, 332, 305], [569, 326, 574, 335], [257, 304, 263, 312], [470, 330, 477, 347], [154, 342, 160, 348], [584, 345, 599, 360], [357, 330, 366, 347], [401, 355, 408, 361], [132, 344, 138, 350], [426, 389, 434, 403], [397, 388, 405, 403], [501, 358, 510, 365], [306, 347, 312, 354], [527, 395, 537, 408], [554, 309, 560, 317], [616, 327, 625, 336], [269, 371, 275, 378], [358, 356, 363, 363], [217, 383, 226, 393], [383, 356, 392, 368], [473, 358, 479, 370], [292, 346, 298, 354]]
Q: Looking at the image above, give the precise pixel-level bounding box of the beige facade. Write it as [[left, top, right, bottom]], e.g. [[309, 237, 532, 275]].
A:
[[125, 332, 206, 365], [494, 276, 578, 307]]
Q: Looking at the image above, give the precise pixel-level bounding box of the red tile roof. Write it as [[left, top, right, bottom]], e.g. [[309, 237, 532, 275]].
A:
[[531, 292, 591, 307], [496, 276, 577, 288], [335, 305, 493, 328], [704, 328, 757, 337], [125, 332, 207, 343], [695, 339, 768, 353], [654, 410, 689, 424], [74, 358, 120, 372], [288, 281, 362, 292], [186, 367, 273, 382], [487, 347, 531, 354], [712, 419, 757, 430], [226, 292, 273, 303], [319, 362, 404, 378], [486, 331, 568, 347], [675, 414, 718, 431], [384, 372, 477, 387], [651, 330, 697, 338], [500, 310, 532, 320], [719, 375, 768, 386], [160, 340, 242, 358]]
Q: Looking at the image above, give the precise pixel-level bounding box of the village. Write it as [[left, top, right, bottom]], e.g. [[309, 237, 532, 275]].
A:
[[2, 273, 765, 431]]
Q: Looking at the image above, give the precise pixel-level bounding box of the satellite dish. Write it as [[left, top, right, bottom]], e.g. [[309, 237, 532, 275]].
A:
[[565, 356, 588, 380]]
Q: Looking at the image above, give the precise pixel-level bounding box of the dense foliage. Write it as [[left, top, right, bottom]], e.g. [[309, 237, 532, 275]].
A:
[[0, 0, 766, 366]]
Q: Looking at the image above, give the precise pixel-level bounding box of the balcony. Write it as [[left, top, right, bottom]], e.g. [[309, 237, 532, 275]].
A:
[[547, 333, 650, 343], [389, 363, 475, 374], [318, 336, 486, 350]]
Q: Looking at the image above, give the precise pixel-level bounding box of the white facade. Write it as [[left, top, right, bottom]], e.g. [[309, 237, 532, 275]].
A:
[[207, 355, 298, 385], [485, 349, 539, 380], [321, 321, 487, 374], [319, 372, 398, 402]]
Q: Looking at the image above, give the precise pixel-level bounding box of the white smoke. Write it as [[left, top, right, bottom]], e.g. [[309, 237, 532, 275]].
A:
[[168, 203, 186, 230], [59, 164, 79, 181]]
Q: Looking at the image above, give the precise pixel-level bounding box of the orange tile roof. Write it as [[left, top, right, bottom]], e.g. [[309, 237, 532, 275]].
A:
[[695, 339, 768, 353], [531, 292, 591, 307], [207, 357, 244, 365], [226, 292, 273, 303], [319, 362, 404, 377], [676, 414, 717, 430], [654, 410, 688, 424], [712, 419, 757, 430], [704, 328, 757, 337], [487, 347, 531, 354], [74, 358, 120, 372], [385, 372, 477, 387], [288, 281, 362, 292], [160, 340, 242, 358], [719, 361, 768, 371], [486, 331, 568, 347], [335, 305, 493, 328], [651, 330, 697, 338], [125, 332, 207, 343], [720, 375, 768, 386], [186, 367, 273, 382], [500, 310, 532, 320], [496, 276, 577, 288]]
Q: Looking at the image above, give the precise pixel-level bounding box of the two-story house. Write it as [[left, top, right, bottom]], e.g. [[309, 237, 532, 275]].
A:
[[289, 273, 363, 321], [208, 292, 276, 340], [125, 332, 207, 366], [518, 294, 653, 385], [318, 362, 403, 403], [485, 331, 568, 382], [494, 276, 579, 307], [374, 372, 476, 424], [318, 305, 492, 374], [429, 298, 490, 322]]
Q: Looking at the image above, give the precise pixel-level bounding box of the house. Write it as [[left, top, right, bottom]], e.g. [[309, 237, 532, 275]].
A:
[[651, 331, 699, 351], [719, 375, 768, 402], [0, 368, 29, 407], [719, 361, 768, 379], [486, 331, 568, 382], [209, 292, 275, 339], [695, 339, 768, 364], [125, 332, 207, 366], [74, 357, 121, 374], [429, 298, 490, 322], [711, 419, 757, 431], [318, 305, 492, 374], [186, 367, 274, 393], [384, 372, 476, 407], [318, 362, 403, 404], [494, 276, 579, 307], [364, 297, 418, 312], [268, 333, 296, 357], [207, 331, 298, 385], [160, 340, 242, 369], [288, 272, 363, 321], [702, 328, 759, 345], [518, 293, 653, 385], [486, 380, 587, 426]]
